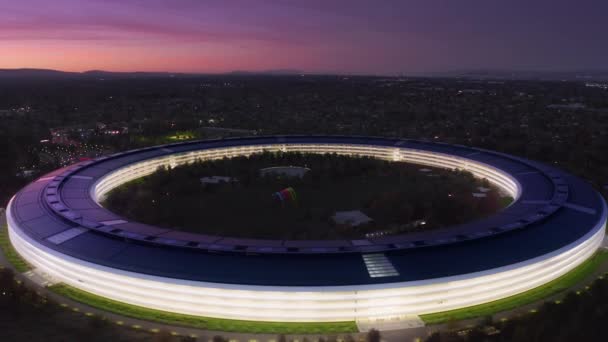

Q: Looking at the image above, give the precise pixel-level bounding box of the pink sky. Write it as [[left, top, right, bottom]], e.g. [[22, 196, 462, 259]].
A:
[[1, 0, 607, 74]]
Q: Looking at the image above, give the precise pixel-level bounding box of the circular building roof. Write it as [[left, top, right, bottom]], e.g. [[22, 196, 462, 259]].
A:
[[8, 136, 607, 286]]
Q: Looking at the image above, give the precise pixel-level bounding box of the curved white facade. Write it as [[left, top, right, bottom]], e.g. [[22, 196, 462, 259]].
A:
[[8, 138, 606, 323], [92, 143, 521, 203], [7, 195, 605, 322]]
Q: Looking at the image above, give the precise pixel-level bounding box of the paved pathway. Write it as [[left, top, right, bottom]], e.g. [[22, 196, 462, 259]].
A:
[[356, 315, 425, 332]]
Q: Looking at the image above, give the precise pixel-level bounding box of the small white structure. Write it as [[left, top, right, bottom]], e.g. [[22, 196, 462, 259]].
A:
[[472, 192, 487, 198], [200, 176, 235, 185], [332, 210, 373, 227], [547, 103, 586, 110], [260, 166, 310, 178], [16, 169, 37, 178], [477, 186, 491, 193]]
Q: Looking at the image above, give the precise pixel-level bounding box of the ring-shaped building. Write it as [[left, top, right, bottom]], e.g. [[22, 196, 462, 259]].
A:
[[7, 136, 607, 322]]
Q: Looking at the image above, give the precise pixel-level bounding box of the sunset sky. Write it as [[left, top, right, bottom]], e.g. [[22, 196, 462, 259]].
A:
[[1, 0, 607, 74]]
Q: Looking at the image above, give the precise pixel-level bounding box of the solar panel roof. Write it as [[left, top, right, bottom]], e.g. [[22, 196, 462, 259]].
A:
[[9, 136, 607, 286]]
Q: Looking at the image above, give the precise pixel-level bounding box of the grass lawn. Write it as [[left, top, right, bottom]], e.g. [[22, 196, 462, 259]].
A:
[[500, 196, 514, 207], [0, 224, 31, 272], [48, 283, 358, 334], [166, 131, 196, 141], [131, 131, 199, 147], [49, 249, 608, 333], [420, 249, 608, 325]]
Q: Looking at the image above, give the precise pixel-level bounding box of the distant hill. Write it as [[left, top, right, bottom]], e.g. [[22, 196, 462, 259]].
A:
[[2, 68, 607, 81], [419, 69, 608, 81], [227, 69, 303, 76], [0, 68, 196, 80], [0, 68, 305, 80], [0, 68, 80, 79], [81, 70, 197, 78]]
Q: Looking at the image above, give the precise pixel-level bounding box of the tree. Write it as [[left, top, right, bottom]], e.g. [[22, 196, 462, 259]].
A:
[[153, 329, 173, 342], [343, 335, 356, 342], [87, 314, 110, 330], [367, 329, 381, 342], [425, 332, 442, 342]]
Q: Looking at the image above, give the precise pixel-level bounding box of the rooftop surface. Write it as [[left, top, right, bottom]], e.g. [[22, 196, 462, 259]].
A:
[[9, 136, 607, 286]]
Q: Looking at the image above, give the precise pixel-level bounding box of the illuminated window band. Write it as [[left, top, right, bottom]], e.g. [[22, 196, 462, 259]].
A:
[[7, 198, 606, 322], [7, 136, 607, 323], [92, 144, 521, 203]]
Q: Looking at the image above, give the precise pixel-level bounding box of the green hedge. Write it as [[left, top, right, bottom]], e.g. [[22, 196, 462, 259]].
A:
[[0, 224, 31, 272]]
